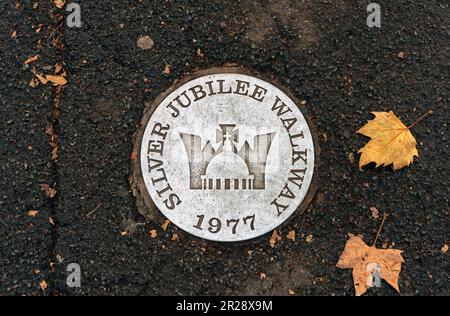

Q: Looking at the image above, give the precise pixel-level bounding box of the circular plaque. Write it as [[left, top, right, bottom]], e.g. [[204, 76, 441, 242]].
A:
[[132, 68, 317, 242]]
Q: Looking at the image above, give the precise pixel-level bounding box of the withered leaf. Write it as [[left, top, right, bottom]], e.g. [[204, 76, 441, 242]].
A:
[[24, 55, 39, 65], [46, 75, 67, 86], [161, 219, 170, 232], [357, 111, 421, 170], [53, 0, 65, 9], [130, 151, 138, 162], [27, 210, 39, 217], [269, 230, 281, 248], [35, 73, 48, 85], [29, 77, 40, 88], [39, 280, 47, 291], [370, 206, 379, 219], [40, 184, 57, 198], [163, 63, 170, 76], [336, 234, 404, 296], [287, 230, 296, 241]]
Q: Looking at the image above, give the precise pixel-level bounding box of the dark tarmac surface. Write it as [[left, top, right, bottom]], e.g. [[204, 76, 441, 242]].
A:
[[1, 1, 449, 296]]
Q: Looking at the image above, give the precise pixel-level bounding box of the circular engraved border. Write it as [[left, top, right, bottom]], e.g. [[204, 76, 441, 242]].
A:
[[130, 65, 321, 242]]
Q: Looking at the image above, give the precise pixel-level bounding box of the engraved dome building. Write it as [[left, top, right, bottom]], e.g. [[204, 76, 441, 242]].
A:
[[200, 138, 254, 190]]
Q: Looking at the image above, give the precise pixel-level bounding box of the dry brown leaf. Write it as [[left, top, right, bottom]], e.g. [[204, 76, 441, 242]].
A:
[[11, 30, 17, 38], [259, 272, 267, 280], [46, 75, 67, 86], [357, 111, 424, 170], [150, 229, 158, 238], [171, 233, 179, 241], [24, 55, 39, 65], [40, 184, 57, 198], [51, 147, 58, 160], [370, 206, 379, 219], [287, 230, 296, 241], [336, 234, 404, 296], [305, 234, 313, 243], [35, 73, 48, 85], [348, 152, 355, 164], [53, 0, 65, 9], [130, 151, 138, 162], [54, 63, 63, 75], [29, 77, 40, 88], [441, 244, 448, 254], [49, 217, 55, 226], [161, 219, 170, 232], [397, 51, 406, 60], [120, 231, 128, 236], [288, 289, 295, 295], [163, 63, 170, 76], [39, 280, 47, 291], [269, 230, 281, 248], [27, 210, 39, 217]]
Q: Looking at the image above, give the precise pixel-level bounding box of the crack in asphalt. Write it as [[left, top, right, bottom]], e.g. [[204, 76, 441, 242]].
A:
[[46, 11, 65, 296]]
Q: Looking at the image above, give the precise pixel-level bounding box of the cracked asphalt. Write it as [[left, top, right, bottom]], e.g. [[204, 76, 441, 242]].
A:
[[1, 0, 449, 296]]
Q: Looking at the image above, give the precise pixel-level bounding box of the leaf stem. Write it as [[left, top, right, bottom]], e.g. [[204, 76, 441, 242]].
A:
[[408, 110, 433, 129], [372, 212, 388, 247]]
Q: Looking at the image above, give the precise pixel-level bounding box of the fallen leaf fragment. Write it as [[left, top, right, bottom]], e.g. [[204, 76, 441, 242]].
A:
[[51, 147, 58, 160], [161, 219, 170, 232], [305, 234, 313, 243], [397, 51, 406, 60], [370, 206, 379, 219], [39, 280, 47, 291], [336, 234, 404, 296], [130, 151, 138, 162], [171, 233, 179, 241], [357, 111, 419, 170], [348, 152, 355, 164], [163, 63, 170, 76], [49, 217, 55, 226], [40, 184, 57, 198], [120, 231, 128, 236], [54, 0, 65, 9], [35, 73, 48, 85], [24, 55, 39, 65], [46, 75, 67, 86], [54, 63, 63, 75], [441, 244, 448, 254], [260, 273, 267, 280], [11, 31, 17, 38], [287, 230, 296, 241], [269, 230, 281, 248], [150, 229, 158, 238], [288, 289, 295, 295], [27, 210, 39, 217], [29, 77, 40, 88]]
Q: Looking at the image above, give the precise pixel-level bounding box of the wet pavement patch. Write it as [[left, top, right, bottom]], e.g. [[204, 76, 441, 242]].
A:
[[131, 68, 318, 242]]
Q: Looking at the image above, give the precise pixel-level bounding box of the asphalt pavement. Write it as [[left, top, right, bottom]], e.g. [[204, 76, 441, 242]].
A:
[[1, 0, 448, 295]]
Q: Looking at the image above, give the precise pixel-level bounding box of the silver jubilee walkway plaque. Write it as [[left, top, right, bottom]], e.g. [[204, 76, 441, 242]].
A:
[[131, 68, 318, 242]]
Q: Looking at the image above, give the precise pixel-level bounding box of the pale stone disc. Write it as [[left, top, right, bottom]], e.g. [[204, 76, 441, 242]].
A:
[[138, 71, 316, 242]]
